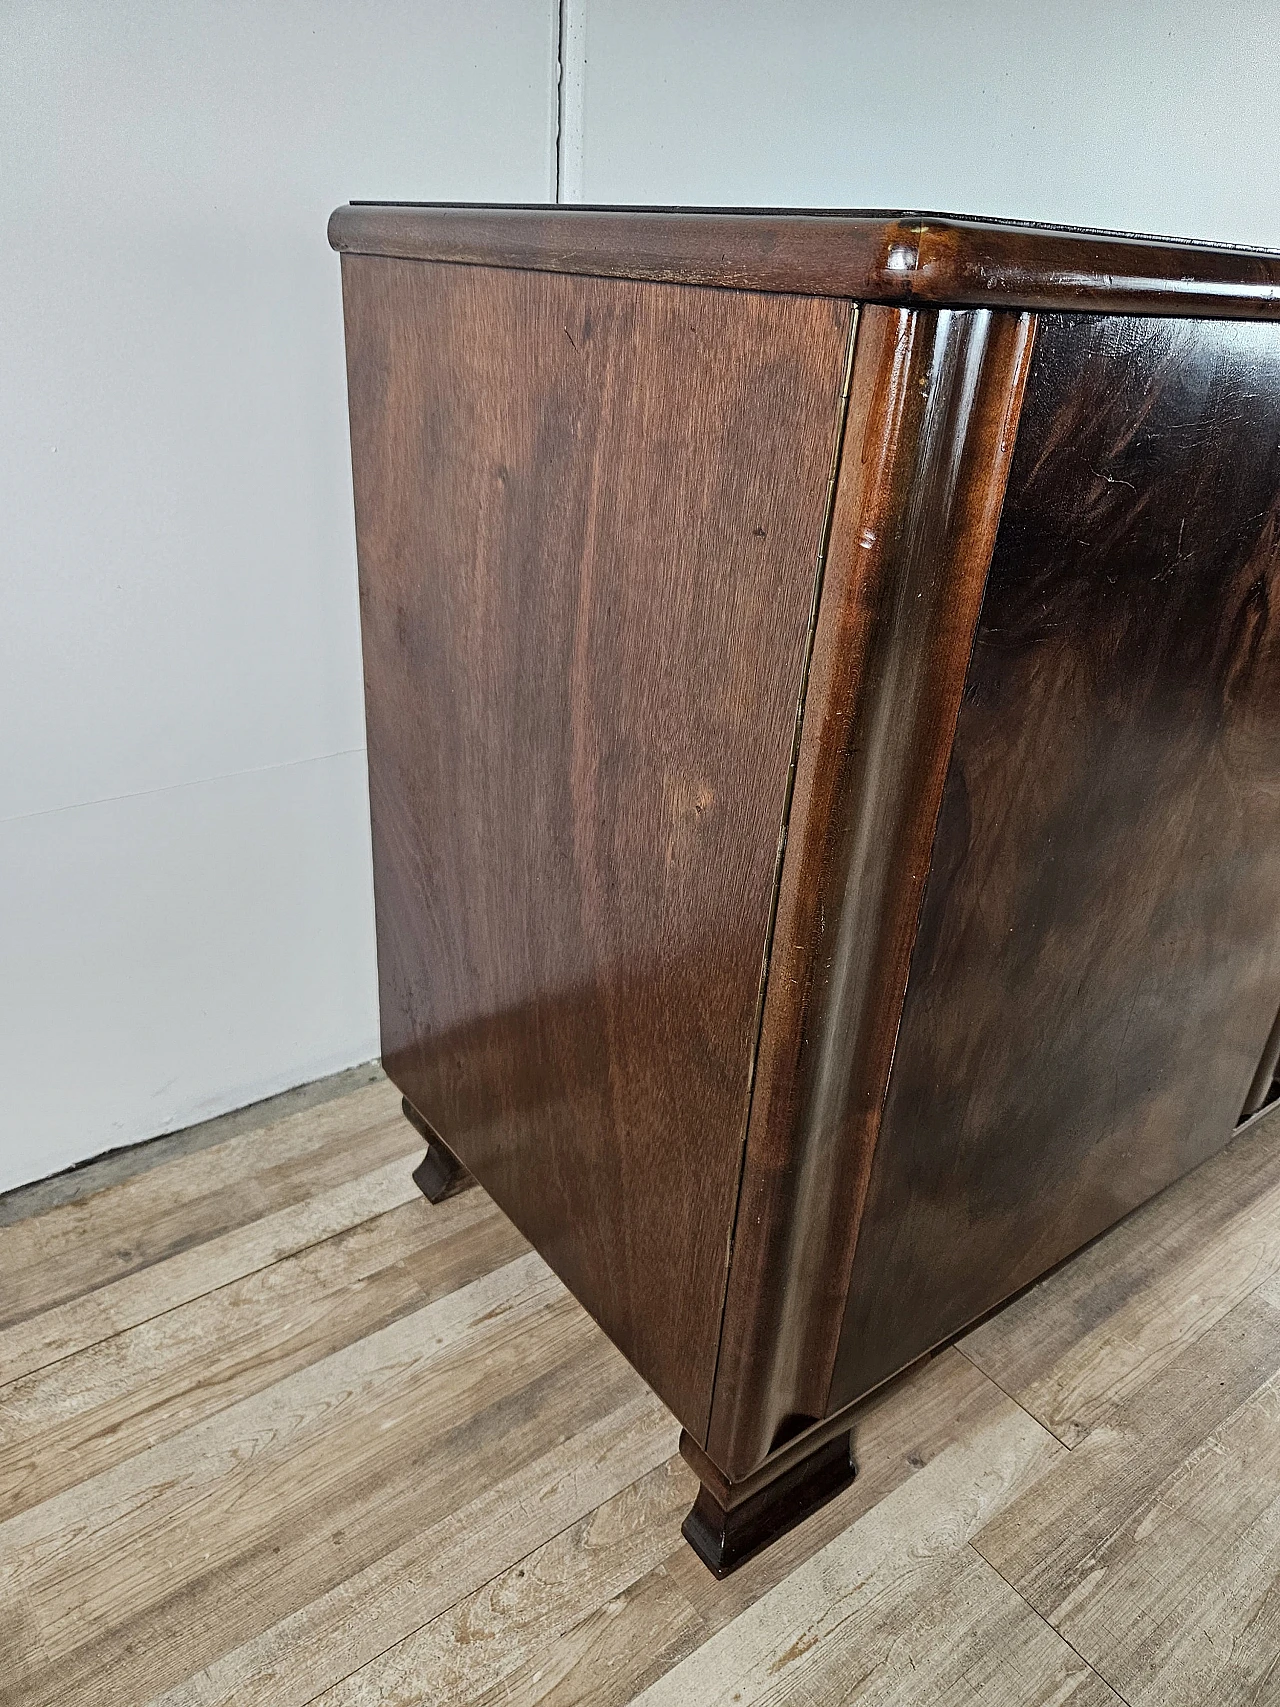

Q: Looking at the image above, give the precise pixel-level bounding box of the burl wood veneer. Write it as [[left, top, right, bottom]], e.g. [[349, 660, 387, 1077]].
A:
[[332, 205, 1280, 1574]]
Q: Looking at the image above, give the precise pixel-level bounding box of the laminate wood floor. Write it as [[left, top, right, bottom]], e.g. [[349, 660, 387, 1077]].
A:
[[5, 1074, 1280, 1705]]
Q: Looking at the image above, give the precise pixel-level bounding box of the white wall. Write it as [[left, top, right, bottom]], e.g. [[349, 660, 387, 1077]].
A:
[[0, 2, 557, 1190], [564, 0, 1280, 248], [6, 0, 1279, 1192]]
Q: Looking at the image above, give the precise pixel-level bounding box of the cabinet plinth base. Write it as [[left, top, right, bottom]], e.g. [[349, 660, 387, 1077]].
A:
[[680, 1429, 856, 1577], [401, 1097, 475, 1203]]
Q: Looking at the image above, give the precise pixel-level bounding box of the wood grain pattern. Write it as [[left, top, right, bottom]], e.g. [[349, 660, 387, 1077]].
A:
[[329, 204, 1280, 321], [310, 1460, 697, 1707], [961, 1105, 1280, 1445], [147, 1392, 678, 1707], [0, 1086, 419, 1387], [631, 1405, 1099, 1707], [708, 305, 1035, 1477], [666, 1344, 1010, 1632], [10, 1071, 1280, 1703], [0, 1191, 524, 1520], [463, 1565, 702, 1707], [0, 1082, 415, 1333], [974, 1291, 1280, 1609], [973, 1291, 1280, 1707], [1042, 1373, 1280, 1707], [0, 1259, 628, 1707], [343, 254, 854, 1439], [833, 311, 1280, 1411]]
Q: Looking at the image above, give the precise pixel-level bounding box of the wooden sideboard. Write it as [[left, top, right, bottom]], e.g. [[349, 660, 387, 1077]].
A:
[[330, 204, 1280, 1574]]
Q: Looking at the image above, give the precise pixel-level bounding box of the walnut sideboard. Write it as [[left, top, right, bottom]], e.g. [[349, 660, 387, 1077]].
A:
[[329, 204, 1280, 1574]]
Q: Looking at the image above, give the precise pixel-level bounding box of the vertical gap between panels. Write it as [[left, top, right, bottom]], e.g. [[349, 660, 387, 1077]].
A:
[[703, 304, 863, 1441]]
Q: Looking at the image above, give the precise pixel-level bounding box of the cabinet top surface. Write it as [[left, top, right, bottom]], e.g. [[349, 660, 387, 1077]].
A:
[[329, 203, 1280, 320]]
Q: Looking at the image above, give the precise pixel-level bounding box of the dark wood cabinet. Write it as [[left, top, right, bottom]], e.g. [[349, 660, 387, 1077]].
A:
[[331, 205, 1280, 1574]]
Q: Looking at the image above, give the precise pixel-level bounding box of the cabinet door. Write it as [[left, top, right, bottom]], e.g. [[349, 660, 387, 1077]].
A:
[[342, 255, 853, 1438], [834, 312, 1280, 1409]]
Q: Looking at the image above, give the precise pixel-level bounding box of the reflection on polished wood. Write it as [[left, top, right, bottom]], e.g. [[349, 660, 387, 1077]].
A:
[[834, 311, 1280, 1410], [330, 202, 1280, 321], [707, 304, 1035, 1476], [335, 206, 1280, 1570], [344, 253, 854, 1436]]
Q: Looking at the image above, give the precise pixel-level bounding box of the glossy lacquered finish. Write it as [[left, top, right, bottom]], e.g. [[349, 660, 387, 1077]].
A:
[[342, 252, 853, 1437], [402, 1097, 473, 1203], [335, 206, 1280, 1574], [832, 311, 1280, 1408], [330, 203, 1280, 321], [707, 303, 1035, 1477], [680, 1427, 856, 1578]]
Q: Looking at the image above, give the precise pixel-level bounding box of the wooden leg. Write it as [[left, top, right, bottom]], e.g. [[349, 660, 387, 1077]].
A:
[[679, 1427, 856, 1577], [401, 1097, 475, 1203]]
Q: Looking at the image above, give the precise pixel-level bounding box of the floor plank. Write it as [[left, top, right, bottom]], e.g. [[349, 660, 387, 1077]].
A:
[[1, 1255, 628, 1707], [310, 1458, 701, 1707], [961, 1109, 1280, 1445], [626, 1405, 1114, 1707], [0, 1153, 420, 1386], [973, 1289, 1280, 1706], [0, 1189, 525, 1519], [9, 1077, 1280, 1705], [663, 1345, 1014, 1633], [511, 1565, 705, 1707], [0, 1081, 415, 1333], [1030, 1374, 1280, 1707], [0, 1066, 384, 1229], [145, 1392, 679, 1707], [973, 1290, 1280, 1619]]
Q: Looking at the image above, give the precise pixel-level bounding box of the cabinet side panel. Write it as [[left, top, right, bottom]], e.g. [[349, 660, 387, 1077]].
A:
[[833, 313, 1280, 1410], [342, 256, 854, 1438], [707, 306, 1035, 1477]]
